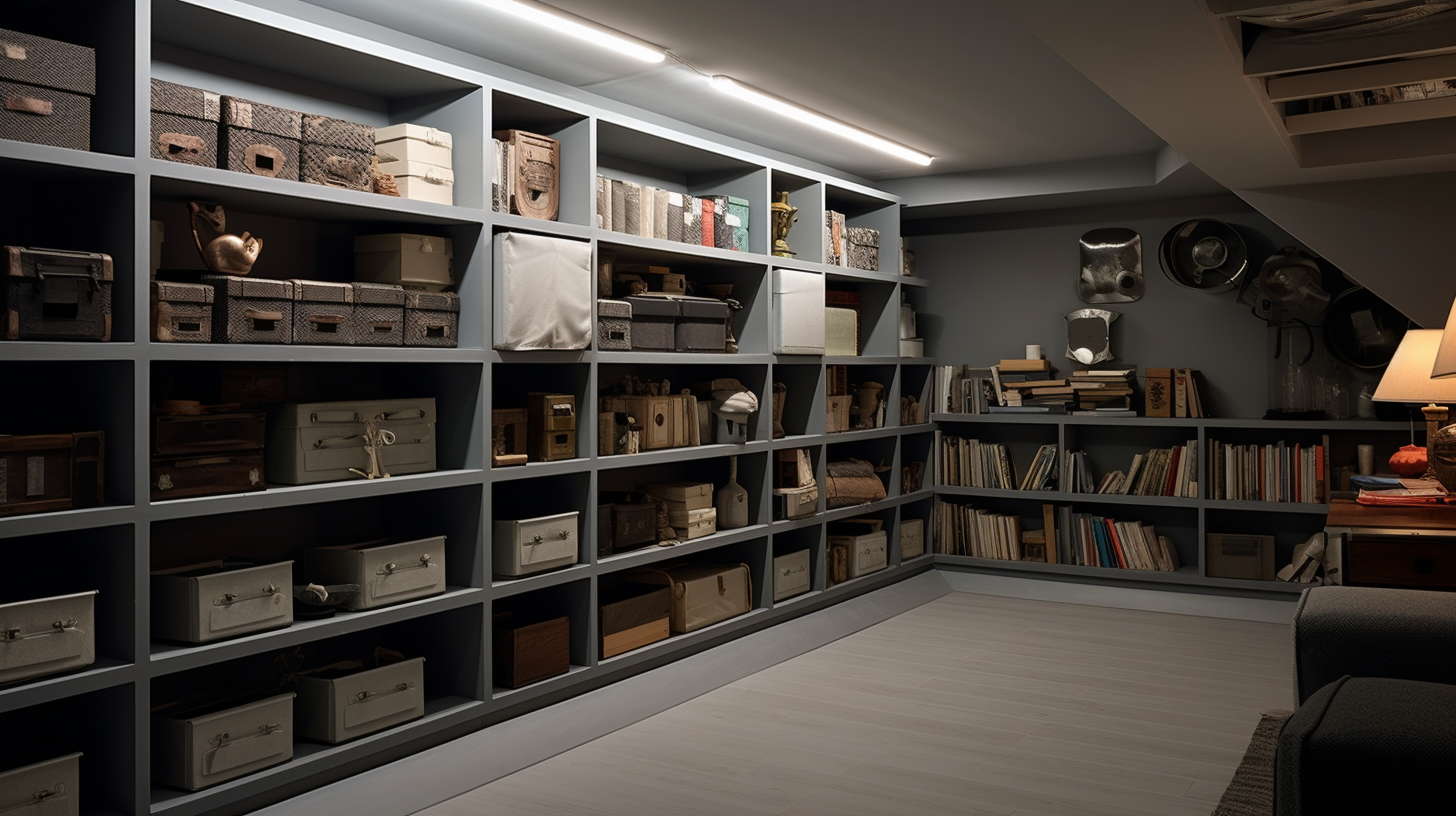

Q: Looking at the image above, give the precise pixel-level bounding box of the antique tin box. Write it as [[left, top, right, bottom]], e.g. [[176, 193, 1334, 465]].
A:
[[300, 113, 374, 192], [299, 536, 446, 610], [492, 511, 579, 577], [150, 560, 293, 644], [773, 550, 811, 602], [493, 612, 569, 689], [152, 692, 294, 791], [219, 96, 301, 181], [294, 655, 425, 744], [624, 563, 752, 634], [0, 590, 97, 686], [354, 233, 454, 292], [200, 274, 293, 345], [150, 280, 214, 343], [0, 28, 94, 151], [493, 231, 591, 351], [901, 518, 925, 559], [772, 268, 825, 354], [675, 297, 729, 352], [624, 295, 676, 351], [150, 451, 265, 501], [599, 583, 670, 659], [267, 398, 436, 485], [0, 434, 74, 517], [349, 282, 405, 347], [3, 247, 112, 341], [527, 393, 575, 462], [287, 279, 354, 346], [596, 298, 631, 350], [150, 78, 220, 167], [402, 290, 459, 348], [0, 752, 82, 816], [152, 412, 265, 458]]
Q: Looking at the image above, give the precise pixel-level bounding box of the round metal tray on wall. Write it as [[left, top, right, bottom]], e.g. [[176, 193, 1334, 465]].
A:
[[1158, 219, 1248, 293], [1324, 286, 1408, 370]]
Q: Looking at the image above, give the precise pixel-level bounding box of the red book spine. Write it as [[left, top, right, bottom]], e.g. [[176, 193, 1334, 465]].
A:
[[701, 197, 715, 248]]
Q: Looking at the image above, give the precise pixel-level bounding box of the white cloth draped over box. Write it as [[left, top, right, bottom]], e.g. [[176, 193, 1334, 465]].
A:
[[493, 231, 592, 351]]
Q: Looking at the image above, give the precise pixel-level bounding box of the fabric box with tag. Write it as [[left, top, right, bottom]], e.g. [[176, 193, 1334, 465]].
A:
[[151, 451, 265, 501], [597, 298, 631, 350], [150, 560, 292, 644], [267, 398, 436, 485], [825, 306, 858, 356], [846, 226, 880, 271], [150, 78, 220, 167], [201, 274, 292, 344], [403, 290, 459, 348], [3, 246, 112, 341], [901, 518, 925, 559], [286, 279, 354, 345], [0, 590, 97, 686], [494, 612, 569, 689], [831, 531, 889, 578], [300, 536, 446, 611], [375, 123, 452, 169], [0, 752, 81, 816], [389, 161, 454, 206], [0, 433, 75, 517], [624, 295, 677, 351], [301, 113, 374, 192], [623, 563, 752, 634], [600, 584, 670, 659], [354, 233, 454, 292], [772, 268, 825, 354], [153, 692, 294, 791], [0, 28, 94, 151], [493, 231, 591, 351], [219, 96, 301, 181], [676, 296, 730, 352], [527, 392, 576, 462], [773, 550, 811, 602], [150, 280, 214, 343], [668, 506, 716, 539], [294, 655, 425, 745], [773, 484, 819, 520], [152, 412, 265, 458], [349, 282, 405, 347], [493, 511, 579, 577]]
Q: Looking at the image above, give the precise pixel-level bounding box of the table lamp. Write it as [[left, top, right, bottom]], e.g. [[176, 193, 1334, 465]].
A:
[[1372, 329, 1456, 482]]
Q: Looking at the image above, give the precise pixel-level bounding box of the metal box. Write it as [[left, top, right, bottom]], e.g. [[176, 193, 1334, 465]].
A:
[[150, 560, 292, 644], [0, 28, 94, 151], [0, 590, 97, 686], [3, 247, 112, 341], [150, 280, 214, 343], [773, 550, 811, 601], [294, 656, 425, 744], [354, 233, 454, 292], [1205, 533, 1276, 580], [201, 274, 292, 345], [152, 693, 294, 791], [349, 282, 405, 347], [0, 752, 82, 816], [492, 511, 579, 577], [267, 398, 436, 485], [772, 268, 825, 354], [287, 279, 354, 346], [299, 536, 446, 611]]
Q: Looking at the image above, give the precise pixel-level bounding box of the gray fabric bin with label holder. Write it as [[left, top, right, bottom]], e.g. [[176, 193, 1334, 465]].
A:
[[0, 751, 82, 816], [149, 560, 292, 644], [294, 656, 425, 744], [299, 536, 446, 611], [152, 692, 295, 791], [624, 295, 677, 351], [267, 398, 436, 485], [675, 296, 730, 352], [0, 589, 97, 687]]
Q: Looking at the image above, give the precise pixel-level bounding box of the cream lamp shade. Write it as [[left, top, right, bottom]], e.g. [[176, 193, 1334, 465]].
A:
[[1432, 297, 1456, 378], [1373, 330, 1456, 404]]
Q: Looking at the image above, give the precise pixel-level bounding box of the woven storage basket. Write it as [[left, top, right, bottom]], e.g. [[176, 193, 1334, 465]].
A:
[[825, 459, 887, 508]]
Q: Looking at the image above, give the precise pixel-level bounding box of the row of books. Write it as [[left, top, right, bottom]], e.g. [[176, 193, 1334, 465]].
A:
[[932, 500, 1024, 560], [932, 499, 1182, 572], [1058, 508, 1181, 572], [1146, 367, 1208, 418], [1097, 441, 1200, 498], [931, 362, 1138, 416], [931, 364, 996, 415], [594, 174, 749, 252], [936, 434, 1016, 489], [1208, 440, 1325, 503]]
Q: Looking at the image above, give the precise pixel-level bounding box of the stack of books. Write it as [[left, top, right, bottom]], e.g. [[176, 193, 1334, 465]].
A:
[[1069, 368, 1136, 414], [933, 499, 1024, 559], [933, 365, 995, 414], [992, 359, 1071, 413]]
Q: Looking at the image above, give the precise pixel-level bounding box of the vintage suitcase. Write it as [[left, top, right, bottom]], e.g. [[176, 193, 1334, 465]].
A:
[[200, 274, 292, 344], [150, 78, 220, 167], [301, 113, 374, 192], [152, 692, 294, 791], [644, 482, 712, 511], [493, 612, 569, 689], [3, 247, 112, 341], [0, 434, 73, 517], [0, 752, 82, 816], [773, 549, 811, 601], [299, 536, 446, 610], [152, 412, 265, 457], [825, 306, 859, 356], [219, 96, 301, 181], [599, 583, 670, 659], [675, 297, 730, 352], [0, 590, 97, 686], [150, 280, 214, 343], [294, 655, 425, 744], [492, 511, 579, 577], [0, 28, 94, 151], [69, 430, 104, 510], [150, 560, 292, 644], [349, 282, 405, 347], [772, 268, 825, 354], [596, 298, 631, 350], [668, 506, 716, 539], [624, 295, 676, 351], [623, 563, 751, 634], [600, 500, 658, 555], [901, 517, 925, 559], [493, 231, 591, 351], [354, 233, 454, 292], [403, 290, 459, 348], [375, 123, 452, 169], [389, 161, 454, 206], [846, 226, 880, 271], [287, 279, 354, 346], [267, 398, 436, 485], [832, 531, 888, 578], [151, 451, 264, 501], [493, 129, 560, 220], [773, 484, 819, 520], [527, 393, 575, 462]]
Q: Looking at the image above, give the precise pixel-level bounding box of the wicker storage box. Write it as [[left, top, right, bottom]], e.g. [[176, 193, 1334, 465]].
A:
[[149, 78, 220, 167], [0, 590, 97, 686], [200, 274, 292, 344], [150, 280, 214, 343], [287, 279, 354, 346], [3, 246, 112, 341], [299, 536, 446, 611], [354, 233, 453, 292], [623, 563, 752, 634], [152, 693, 294, 791], [0, 28, 94, 151], [596, 298, 631, 350], [301, 113, 374, 192], [773, 549, 811, 601], [403, 290, 459, 348], [0, 752, 82, 816], [220, 96, 301, 180], [846, 226, 880, 272], [492, 511, 579, 577], [349, 282, 405, 346], [294, 656, 425, 744], [494, 613, 569, 689], [599, 583, 670, 659], [150, 560, 293, 644], [267, 398, 436, 485]]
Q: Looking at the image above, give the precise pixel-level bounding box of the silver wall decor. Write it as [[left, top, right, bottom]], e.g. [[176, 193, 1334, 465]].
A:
[[1065, 308, 1119, 365], [1078, 228, 1143, 303]]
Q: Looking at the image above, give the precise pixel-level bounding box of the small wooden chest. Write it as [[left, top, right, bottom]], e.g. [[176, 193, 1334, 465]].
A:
[[403, 290, 459, 348], [0, 589, 97, 686], [150, 78, 220, 167], [0, 752, 81, 816], [299, 536, 446, 611], [219, 96, 302, 181], [150, 451, 265, 501], [152, 692, 294, 791], [3, 246, 112, 341], [773, 550, 811, 601], [287, 279, 354, 346], [301, 113, 374, 192], [494, 613, 569, 689], [152, 412, 265, 457], [600, 500, 658, 556], [492, 511, 579, 577], [201, 274, 293, 344], [0, 28, 94, 151], [294, 655, 425, 744], [150, 280, 214, 343], [354, 233, 454, 292], [623, 563, 752, 634], [349, 282, 406, 347], [0, 433, 74, 517], [527, 393, 576, 462], [150, 560, 293, 644], [599, 584, 670, 659]]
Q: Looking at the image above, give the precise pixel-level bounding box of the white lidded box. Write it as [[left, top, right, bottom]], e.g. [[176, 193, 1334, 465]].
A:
[[294, 656, 425, 744], [773, 550, 811, 602], [299, 536, 446, 611], [833, 531, 888, 578], [375, 123, 452, 169], [150, 560, 292, 644], [152, 692, 294, 791], [267, 398, 436, 486], [492, 511, 579, 578], [772, 268, 825, 354], [667, 506, 716, 539], [354, 233, 454, 292], [493, 231, 592, 351], [0, 752, 82, 816], [0, 590, 98, 687], [389, 161, 454, 207]]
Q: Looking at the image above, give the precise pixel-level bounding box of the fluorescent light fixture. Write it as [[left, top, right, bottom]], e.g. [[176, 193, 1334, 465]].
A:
[[472, 0, 665, 63], [710, 75, 933, 166]]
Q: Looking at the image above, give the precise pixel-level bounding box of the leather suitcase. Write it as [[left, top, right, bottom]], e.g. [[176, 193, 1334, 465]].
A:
[[201, 274, 293, 344], [0, 752, 82, 816], [219, 96, 302, 181], [0, 434, 74, 517], [300, 113, 374, 192], [3, 247, 112, 341], [402, 290, 459, 348], [492, 129, 560, 220], [152, 412, 265, 457], [299, 536, 446, 611], [267, 398, 436, 485], [599, 583, 670, 659], [0, 590, 97, 686], [151, 451, 265, 501], [493, 612, 569, 689], [150, 78, 219, 167], [150, 280, 214, 343], [288, 279, 354, 346], [294, 655, 425, 744], [149, 560, 292, 644], [492, 511, 579, 577], [152, 692, 294, 791], [0, 28, 94, 151], [623, 563, 752, 634], [354, 234, 454, 292], [349, 282, 406, 347], [773, 550, 811, 601]]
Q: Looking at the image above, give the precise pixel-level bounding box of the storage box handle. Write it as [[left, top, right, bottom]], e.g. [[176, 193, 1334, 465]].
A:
[[381, 408, 425, 421], [307, 314, 345, 333], [3, 44, 27, 61], [311, 410, 362, 424], [29, 782, 66, 804], [376, 553, 433, 575], [243, 308, 283, 322], [2, 617, 82, 642], [160, 132, 205, 158], [213, 584, 280, 606], [33, 256, 104, 292], [244, 144, 285, 177], [5, 93, 52, 116], [351, 680, 415, 704]]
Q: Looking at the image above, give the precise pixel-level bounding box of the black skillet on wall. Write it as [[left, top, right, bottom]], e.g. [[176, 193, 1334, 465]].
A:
[[1323, 286, 1409, 370]]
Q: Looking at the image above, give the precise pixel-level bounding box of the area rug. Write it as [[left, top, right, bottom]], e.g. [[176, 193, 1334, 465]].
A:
[[1212, 708, 1293, 816]]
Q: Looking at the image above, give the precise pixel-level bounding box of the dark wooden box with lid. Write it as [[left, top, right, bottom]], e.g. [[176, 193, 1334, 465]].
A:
[[3, 246, 112, 341]]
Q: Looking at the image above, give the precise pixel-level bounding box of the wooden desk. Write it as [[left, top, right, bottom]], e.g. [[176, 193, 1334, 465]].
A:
[[1326, 500, 1456, 589]]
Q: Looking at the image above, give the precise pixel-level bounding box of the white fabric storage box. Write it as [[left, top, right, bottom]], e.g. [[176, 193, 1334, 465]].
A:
[[375, 123, 453, 168], [597, 298, 631, 350], [354, 234, 454, 292], [773, 268, 825, 354], [267, 398, 436, 485], [0, 590, 97, 687], [299, 536, 446, 611], [150, 560, 292, 644], [492, 511, 579, 577], [294, 656, 425, 744], [825, 306, 858, 356], [773, 550, 811, 601], [493, 231, 592, 351], [832, 531, 888, 578], [0, 752, 81, 816], [390, 161, 454, 207], [153, 693, 294, 791], [668, 506, 716, 539]]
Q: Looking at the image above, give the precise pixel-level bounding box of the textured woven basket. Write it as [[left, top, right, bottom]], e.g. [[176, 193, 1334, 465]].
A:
[[150, 110, 216, 166], [300, 143, 372, 191], [403, 290, 459, 348], [351, 281, 406, 347], [222, 96, 301, 138], [222, 127, 299, 180], [302, 113, 374, 151]]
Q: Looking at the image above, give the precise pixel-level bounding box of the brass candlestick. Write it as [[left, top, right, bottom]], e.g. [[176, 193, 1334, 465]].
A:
[[770, 191, 798, 258]]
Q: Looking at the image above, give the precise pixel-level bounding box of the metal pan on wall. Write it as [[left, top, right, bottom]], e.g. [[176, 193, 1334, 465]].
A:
[[1159, 219, 1249, 293], [1323, 286, 1408, 369]]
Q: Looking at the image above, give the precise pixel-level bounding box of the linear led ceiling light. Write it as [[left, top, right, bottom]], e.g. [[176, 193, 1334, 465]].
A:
[[472, 0, 666, 63], [710, 75, 934, 166]]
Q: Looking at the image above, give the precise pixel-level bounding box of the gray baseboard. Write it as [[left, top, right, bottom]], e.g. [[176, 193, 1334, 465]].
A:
[[937, 570, 1298, 624]]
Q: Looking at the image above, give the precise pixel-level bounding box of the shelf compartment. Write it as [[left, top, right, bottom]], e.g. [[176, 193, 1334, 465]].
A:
[[490, 578, 590, 695], [598, 449, 770, 532], [492, 91, 590, 228], [772, 525, 823, 602], [1205, 507, 1330, 584], [771, 363, 823, 437], [491, 472, 590, 582], [492, 362, 589, 466], [596, 250, 768, 356], [0, 683, 136, 814], [825, 362, 897, 435], [597, 361, 772, 448], [1063, 422, 1201, 499], [824, 183, 900, 277], [769, 170, 823, 264]]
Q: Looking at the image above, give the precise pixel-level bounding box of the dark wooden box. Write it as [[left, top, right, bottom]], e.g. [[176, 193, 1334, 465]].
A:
[[0, 434, 73, 517], [492, 407, 527, 467], [151, 451, 265, 502], [493, 613, 569, 689], [150, 78, 220, 167], [152, 412, 266, 457], [599, 584, 670, 659], [0, 28, 94, 151], [3, 246, 113, 341], [600, 500, 657, 555], [70, 430, 104, 510], [527, 393, 576, 462], [150, 280, 214, 343]]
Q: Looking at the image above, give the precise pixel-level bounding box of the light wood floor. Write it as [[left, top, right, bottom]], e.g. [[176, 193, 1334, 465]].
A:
[[417, 592, 1292, 816]]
